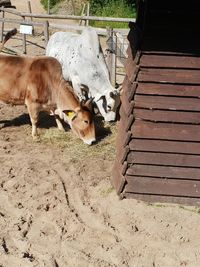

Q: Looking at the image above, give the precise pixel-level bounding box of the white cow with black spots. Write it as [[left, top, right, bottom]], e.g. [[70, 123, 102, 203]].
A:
[[46, 27, 120, 121]]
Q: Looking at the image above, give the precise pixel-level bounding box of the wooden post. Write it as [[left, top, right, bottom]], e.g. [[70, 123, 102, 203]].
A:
[[44, 20, 49, 47], [86, 2, 90, 26], [22, 16, 26, 54], [79, 3, 86, 25], [106, 28, 116, 87], [0, 9, 4, 42], [47, 0, 50, 14], [71, 0, 75, 15]]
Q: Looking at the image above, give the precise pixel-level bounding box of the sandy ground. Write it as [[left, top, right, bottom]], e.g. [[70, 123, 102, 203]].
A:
[[0, 1, 200, 267]]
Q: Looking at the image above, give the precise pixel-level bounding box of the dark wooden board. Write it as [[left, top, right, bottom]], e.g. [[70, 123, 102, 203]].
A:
[[134, 108, 200, 124], [142, 51, 200, 56], [125, 176, 200, 197], [119, 106, 134, 133], [123, 193, 200, 206], [120, 95, 134, 118], [111, 159, 127, 194], [127, 151, 200, 167], [129, 139, 200, 155], [120, 78, 137, 108], [143, 30, 199, 41], [140, 54, 200, 69], [138, 68, 200, 84], [115, 143, 129, 164], [141, 41, 200, 55], [115, 119, 132, 148], [134, 95, 200, 111], [126, 164, 200, 180], [125, 57, 140, 82], [131, 121, 200, 142], [136, 83, 200, 97]]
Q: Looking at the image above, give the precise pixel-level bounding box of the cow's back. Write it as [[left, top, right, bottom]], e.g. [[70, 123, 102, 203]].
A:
[[0, 55, 31, 104], [46, 29, 111, 92], [46, 31, 78, 81], [26, 56, 64, 105], [0, 55, 63, 105]]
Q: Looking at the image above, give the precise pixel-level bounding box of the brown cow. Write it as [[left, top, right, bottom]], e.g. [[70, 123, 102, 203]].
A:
[[0, 55, 96, 145]]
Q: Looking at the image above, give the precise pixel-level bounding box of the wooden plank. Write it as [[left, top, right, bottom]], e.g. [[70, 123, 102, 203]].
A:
[[141, 41, 200, 55], [126, 165, 200, 180], [115, 142, 130, 164], [111, 159, 127, 194], [129, 139, 200, 155], [140, 54, 200, 69], [134, 95, 200, 111], [116, 119, 132, 148], [121, 78, 137, 103], [123, 193, 200, 206], [138, 68, 200, 84], [136, 83, 200, 97], [142, 51, 200, 57], [120, 106, 134, 131], [120, 101, 134, 122], [119, 104, 134, 130], [134, 108, 200, 124], [125, 46, 135, 73], [125, 176, 200, 197], [125, 50, 140, 82], [143, 29, 198, 40], [120, 92, 135, 117], [127, 151, 200, 167], [131, 121, 200, 142]]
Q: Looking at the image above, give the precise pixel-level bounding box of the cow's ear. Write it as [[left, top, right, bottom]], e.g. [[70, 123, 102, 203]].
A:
[[62, 110, 76, 120]]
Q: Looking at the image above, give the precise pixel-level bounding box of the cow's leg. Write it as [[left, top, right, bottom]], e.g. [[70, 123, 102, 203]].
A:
[[26, 102, 40, 138], [55, 115, 65, 131]]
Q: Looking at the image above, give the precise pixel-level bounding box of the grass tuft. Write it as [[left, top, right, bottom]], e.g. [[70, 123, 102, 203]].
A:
[[40, 120, 117, 161]]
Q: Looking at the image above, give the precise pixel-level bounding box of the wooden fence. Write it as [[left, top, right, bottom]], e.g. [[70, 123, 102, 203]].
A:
[[0, 6, 134, 85]]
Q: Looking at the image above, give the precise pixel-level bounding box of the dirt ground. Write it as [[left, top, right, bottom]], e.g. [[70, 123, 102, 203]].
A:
[[1, 1, 200, 267]]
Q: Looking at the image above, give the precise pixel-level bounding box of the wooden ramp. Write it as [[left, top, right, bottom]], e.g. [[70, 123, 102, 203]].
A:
[[112, 0, 200, 205]]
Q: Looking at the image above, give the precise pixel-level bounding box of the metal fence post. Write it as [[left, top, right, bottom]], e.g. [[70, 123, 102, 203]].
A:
[[0, 9, 5, 42], [106, 28, 116, 87], [44, 20, 49, 47], [28, 0, 34, 35], [22, 16, 27, 54]]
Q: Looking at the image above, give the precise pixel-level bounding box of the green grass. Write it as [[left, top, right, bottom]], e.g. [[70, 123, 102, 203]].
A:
[[90, 0, 136, 28], [40, 0, 61, 9], [40, 0, 135, 28]]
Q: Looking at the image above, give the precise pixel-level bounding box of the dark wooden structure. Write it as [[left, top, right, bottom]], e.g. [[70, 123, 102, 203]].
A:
[[112, 0, 200, 205], [0, 0, 15, 8]]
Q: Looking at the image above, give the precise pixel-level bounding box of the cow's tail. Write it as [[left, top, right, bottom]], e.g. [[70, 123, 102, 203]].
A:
[[0, 28, 17, 52]]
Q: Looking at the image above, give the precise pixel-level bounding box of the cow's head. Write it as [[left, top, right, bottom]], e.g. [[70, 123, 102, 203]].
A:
[[106, 89, 120, 112], [63, 99, 96, 145], [94, 88, 121, 122]]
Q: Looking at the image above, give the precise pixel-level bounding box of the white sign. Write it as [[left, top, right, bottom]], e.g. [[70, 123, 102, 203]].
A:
[[19, 24, 33, 35]]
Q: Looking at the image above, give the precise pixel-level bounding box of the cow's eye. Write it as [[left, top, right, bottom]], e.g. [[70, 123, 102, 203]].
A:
[[84, 120, 89, 124]]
